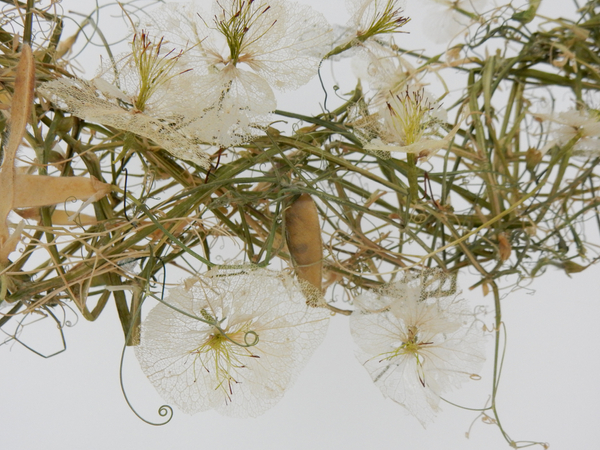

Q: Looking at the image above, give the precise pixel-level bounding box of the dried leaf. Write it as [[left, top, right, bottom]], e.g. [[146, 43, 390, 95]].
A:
[[16, 208, 98, 225], [56, 31, 79, 59], [526, 147, 543, 171], [562, 261, 586, 275], [13, 175, 111, 208], [0, 44, 111, 265], [481, 282, 490, 297], [0, 44, 35, 247]]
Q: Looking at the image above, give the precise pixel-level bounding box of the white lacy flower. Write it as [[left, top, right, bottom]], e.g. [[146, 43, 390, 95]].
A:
[[421, 0, 489, 44], [538, 109, 600, 156], [39, 31, 210, 167], [145, 0, 332, 147], [354, 84, 460, 160], [351, 41, 418, 102], [135, 267, 330, 417], [350, 271, 486, 426]]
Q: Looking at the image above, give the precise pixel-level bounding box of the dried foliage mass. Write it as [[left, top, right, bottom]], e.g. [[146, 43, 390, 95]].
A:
[[1, 0, 599, 445]]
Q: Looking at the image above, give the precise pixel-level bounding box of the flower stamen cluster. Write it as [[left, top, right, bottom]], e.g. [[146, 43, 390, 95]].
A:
[[356, 0, 410, 41], [353, 83, 460, 162], [132, 31, 186, 112], [214, 0, 275, 66], [189, 310, 257, 401], [386, 86, 438, 146], [326, 0, 410, 59], [379, 322, 435, 387]]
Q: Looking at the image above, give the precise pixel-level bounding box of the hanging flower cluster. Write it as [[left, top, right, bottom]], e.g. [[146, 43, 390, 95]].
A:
[[41, 0, 332, 158], [12, 0, 597, 446], [350, 271, 486, 426], [135, 267, 330, 417], [140, 0, 333, 147]]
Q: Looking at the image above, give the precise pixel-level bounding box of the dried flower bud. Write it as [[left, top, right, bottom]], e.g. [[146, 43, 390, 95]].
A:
[[526, 146, 543, 170], [498, 233, 511, 262]]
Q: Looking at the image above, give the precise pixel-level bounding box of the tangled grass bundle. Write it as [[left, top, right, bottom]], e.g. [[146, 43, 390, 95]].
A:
[[1, 0, 599, 446]]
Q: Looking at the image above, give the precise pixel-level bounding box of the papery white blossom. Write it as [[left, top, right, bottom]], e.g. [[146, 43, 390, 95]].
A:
[[145, 0, 332, 147], [353, 84, 460, 160], [421, 0, 489, 44], [350, 271, 486, 426], [39, 32, 210, 167], [538, 108, 600, 156], [135, 267, 330, 417], [351, 41, 418, 103]]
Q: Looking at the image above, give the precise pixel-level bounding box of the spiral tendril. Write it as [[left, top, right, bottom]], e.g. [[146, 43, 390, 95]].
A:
[[119, 292, 174, 426], [243, 330, 259, 346]]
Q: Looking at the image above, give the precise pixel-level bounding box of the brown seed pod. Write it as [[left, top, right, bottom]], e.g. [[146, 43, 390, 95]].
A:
[[284, 193, 323, 305]]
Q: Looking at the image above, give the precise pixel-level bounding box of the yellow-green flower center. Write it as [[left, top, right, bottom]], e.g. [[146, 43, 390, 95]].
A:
[[378, 325, 432, 386], [131, 31, 184, 112], [190, 309, 257, 400], [214, 0, 275, 66], [386, 87, 435, 146], [356, 0, 410, 41]]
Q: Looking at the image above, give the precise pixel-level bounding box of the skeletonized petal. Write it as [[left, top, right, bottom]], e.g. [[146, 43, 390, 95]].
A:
[[350, 270, 486, 426], [40, 78, 209, 167], [135, 267, 330, 417]]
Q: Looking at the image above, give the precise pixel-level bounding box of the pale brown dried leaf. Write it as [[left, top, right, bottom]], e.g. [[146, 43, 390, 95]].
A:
[[0, 44, 35, 248], [13, 175, 112, 208]]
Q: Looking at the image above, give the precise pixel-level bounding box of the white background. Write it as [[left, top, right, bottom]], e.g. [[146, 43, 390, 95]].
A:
[[2, 1, 599, 449]]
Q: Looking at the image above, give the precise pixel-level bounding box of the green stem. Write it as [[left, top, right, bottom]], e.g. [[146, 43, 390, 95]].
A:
[[490, 282, 514, 446], [407, 153, 419, 203]]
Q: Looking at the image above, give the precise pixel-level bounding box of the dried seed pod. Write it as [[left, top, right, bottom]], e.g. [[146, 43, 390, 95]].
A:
[[284, 194, 323, 304]]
